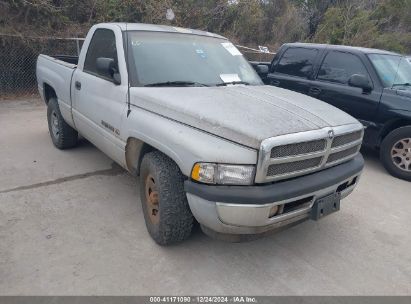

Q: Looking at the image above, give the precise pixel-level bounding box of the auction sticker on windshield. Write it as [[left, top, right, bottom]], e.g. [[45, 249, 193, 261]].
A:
[[221, 42, 242, 56], [220, 74, 241, 83]]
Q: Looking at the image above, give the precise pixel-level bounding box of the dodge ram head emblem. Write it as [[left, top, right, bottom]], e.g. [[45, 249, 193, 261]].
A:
[[328, 130, 335, 139]]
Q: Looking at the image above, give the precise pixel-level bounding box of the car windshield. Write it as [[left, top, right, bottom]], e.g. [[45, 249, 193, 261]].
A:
[[368, 54, 411, 88], [126, 31, 262, 87]]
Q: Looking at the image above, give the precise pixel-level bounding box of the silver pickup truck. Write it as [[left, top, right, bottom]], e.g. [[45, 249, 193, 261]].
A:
[[36, 23, 365, 245]]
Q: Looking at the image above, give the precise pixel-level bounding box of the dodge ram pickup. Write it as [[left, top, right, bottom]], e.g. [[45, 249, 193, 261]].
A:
[[36, 23, 364, 245]]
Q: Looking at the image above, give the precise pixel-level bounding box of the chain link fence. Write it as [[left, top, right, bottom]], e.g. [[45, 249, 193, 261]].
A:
[[0, 34, 83, 99], [0, 34, 274, 100], [236, 45, 275, 63]]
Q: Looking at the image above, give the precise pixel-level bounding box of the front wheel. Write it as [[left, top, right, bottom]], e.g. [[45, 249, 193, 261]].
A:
[[139, 151, 194, 245], [380, 126, 411, 181]]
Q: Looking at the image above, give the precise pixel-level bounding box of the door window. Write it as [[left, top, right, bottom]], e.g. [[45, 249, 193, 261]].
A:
[[317, 51, 369, 84], [84, 29, 118, 80], [275, 47, 318, 78]]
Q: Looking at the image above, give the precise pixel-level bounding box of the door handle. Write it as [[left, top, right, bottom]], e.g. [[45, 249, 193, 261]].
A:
[[75, 81, 81, 90], [309, 87, 321, 95], [271, 79, 280, 86]]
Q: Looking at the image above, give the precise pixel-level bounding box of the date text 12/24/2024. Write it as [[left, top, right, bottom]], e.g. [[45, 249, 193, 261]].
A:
[[149, 296, 257, 303]]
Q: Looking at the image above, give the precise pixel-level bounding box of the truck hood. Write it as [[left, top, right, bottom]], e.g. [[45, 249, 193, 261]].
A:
[[130, 85, 359, 149]]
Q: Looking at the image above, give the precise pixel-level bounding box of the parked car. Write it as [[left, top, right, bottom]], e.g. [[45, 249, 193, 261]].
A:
[[36, 24, 364, 245], [253, 43, 411, 181]]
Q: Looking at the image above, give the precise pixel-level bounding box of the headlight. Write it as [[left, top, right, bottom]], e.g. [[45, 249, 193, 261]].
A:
[[191, 163, 255, 185]]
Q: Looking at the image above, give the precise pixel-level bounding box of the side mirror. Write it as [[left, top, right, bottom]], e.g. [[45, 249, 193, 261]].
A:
[[255, 64, 269, 76], [96, 57, 121, 85], [348, 74, 372, 92]]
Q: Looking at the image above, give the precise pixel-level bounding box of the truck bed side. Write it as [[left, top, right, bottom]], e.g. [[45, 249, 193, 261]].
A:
[[36, 54, 77, 128]]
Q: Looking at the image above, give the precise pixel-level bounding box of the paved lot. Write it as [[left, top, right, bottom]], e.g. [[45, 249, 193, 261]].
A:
[[1, 98, 411, 295]]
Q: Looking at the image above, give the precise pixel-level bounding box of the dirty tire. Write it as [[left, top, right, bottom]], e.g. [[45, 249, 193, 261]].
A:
[[139, 151, 194, 245], [380, 126, 411, 181], [47, 97, 78, 149]]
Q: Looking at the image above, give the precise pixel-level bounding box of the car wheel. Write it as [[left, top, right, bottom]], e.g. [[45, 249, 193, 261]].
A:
[[139, 151, 194, 245], [380, 126, 411, 181], [47, 97, 78, 149]]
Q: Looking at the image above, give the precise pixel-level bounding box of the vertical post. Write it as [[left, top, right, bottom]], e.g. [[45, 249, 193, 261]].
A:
[[76, 39, 80, 56]]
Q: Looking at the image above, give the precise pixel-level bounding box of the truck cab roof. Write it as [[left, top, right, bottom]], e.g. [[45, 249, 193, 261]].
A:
[[283, 42, 400, 56], [95, 22, 227, 40]]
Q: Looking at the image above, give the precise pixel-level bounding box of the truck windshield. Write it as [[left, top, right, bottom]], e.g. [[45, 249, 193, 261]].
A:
[[368, 54, 411, 89], [126, 31, 262, 87]]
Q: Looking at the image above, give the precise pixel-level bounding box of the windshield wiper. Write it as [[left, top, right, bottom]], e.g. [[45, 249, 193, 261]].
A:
[[392, 83, 411, 87], [215, 81, 250, 86], [144, 81, 209, 87]]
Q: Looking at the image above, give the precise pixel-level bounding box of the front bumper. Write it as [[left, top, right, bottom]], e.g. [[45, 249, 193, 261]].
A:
[[185, 154, 364, 235]]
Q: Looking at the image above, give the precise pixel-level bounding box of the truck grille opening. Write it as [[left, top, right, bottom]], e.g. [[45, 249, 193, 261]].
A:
[[270, 139, 326, 158], [331, 131, 362, 148], [269, 196, 313, 218], [282, 196, 313, 214], [336, 177, 358, 192], [258, 126, 363, 182], [267, 157, 322, 176], [327, 145, 360, 164]]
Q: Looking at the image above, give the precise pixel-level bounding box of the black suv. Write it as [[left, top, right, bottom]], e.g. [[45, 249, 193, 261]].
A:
[[253, 43, 411, 181]]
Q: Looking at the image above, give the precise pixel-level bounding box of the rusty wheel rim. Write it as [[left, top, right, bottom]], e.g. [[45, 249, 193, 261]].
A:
[[391, 138, 411, 172], [145, 174, 159, 224]]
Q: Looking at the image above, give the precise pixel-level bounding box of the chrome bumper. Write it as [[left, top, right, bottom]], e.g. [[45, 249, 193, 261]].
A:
[[185, 154, 364, 235], [187, 173, 360, 235]]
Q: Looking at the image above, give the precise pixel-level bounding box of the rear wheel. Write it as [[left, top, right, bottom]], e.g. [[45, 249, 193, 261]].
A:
[[47, 98, 78, 149], [380, 126, 411, 181], [139, 151, 194, 245]]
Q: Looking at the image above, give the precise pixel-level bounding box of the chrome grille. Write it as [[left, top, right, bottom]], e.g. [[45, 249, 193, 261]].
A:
[[327, 145, 360, 164], [256, 125, 364, 183], [270, 139, 326, 158], [267, 157, 322, 176], [332, 131, 362, 148]]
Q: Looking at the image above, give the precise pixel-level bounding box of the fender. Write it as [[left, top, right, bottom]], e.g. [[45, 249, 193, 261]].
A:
[[122, 106, 257, 177]]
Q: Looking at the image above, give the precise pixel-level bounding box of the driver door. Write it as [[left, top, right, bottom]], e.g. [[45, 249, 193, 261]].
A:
[[72, 28, 128, 164], [309, 50, 382, 122]]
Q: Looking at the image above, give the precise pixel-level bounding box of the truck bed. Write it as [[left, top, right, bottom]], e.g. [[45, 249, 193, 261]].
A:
[[36, 54, 77, 110], [38, 54, 78, 69], [52, 55, 79, 65]]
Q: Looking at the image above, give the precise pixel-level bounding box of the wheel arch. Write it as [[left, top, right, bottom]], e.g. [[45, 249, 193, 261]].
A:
[[125, 138, 156, 176], [125, 137, 185, 177], [379, 119, 411, 145], [43, 83, 57, 105]]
